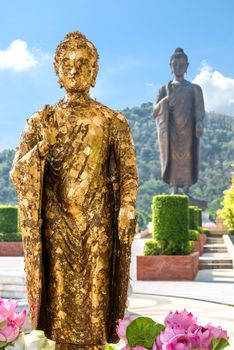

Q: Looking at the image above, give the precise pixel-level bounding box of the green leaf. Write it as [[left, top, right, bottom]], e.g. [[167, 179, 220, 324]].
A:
[[126, 316, 165, 348], [0, 340, 7, 348], [105, 344, 116, 350], [212, 337, 230, 350], [0, 320, 7, 329]]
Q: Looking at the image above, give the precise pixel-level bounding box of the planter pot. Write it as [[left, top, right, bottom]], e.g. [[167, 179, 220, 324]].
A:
[[193, 234, 207, 255], [193, 240, 200, 254], [137, 252, 199, 281], [0, 242, 24, 256], [199, 233, 207, 254]]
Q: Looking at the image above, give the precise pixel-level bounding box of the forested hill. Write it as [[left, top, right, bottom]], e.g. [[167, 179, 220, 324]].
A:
[[0, 104, 234, 227]]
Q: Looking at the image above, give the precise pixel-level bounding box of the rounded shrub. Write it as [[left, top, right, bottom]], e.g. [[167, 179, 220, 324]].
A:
[[144, 239, 193, 256], [0, 206, 19, 233], [189, 229, 200, 241], [144, 240, 160, 256], [152, 195, 189, 243], [159, 240, 193, 255]]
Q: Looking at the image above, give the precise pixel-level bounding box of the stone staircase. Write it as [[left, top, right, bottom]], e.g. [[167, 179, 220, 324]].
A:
[[199, 231, 233, 270]]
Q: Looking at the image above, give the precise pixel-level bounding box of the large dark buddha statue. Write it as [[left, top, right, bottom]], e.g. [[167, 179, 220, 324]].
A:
[[153, 48, 205, 195]]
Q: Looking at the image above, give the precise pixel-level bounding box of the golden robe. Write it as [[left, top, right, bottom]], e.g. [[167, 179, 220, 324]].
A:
[[11, 99, 138, 349]]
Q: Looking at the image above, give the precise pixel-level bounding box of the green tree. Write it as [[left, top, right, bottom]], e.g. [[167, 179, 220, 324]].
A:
[[0, 150, 17, 204], [219, 175, 234, 231]]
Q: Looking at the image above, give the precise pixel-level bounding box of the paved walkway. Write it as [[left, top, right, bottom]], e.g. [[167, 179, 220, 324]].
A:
[[1, 237, 234, 348], [130, 238, 234, 348], [131, 238, 234, 304]]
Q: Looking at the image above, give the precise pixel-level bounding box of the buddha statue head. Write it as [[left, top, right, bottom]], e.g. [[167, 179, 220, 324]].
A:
[[54, 31, 99, 93], [170, 48, 189, 80]]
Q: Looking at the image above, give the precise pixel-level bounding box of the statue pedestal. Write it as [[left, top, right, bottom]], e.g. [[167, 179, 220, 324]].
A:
[[189, 198, 208, 210]]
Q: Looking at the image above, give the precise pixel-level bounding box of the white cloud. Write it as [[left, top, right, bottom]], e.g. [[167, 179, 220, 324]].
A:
[[193, 61, 234, 116], [0, 40, 37, 72]]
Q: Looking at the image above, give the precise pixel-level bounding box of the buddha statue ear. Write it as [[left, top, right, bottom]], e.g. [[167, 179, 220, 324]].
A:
[[90, 65, 99, 87], [169, 63, 173, 74], [55, 62, 64, 88], [58, 77, 64, 89]]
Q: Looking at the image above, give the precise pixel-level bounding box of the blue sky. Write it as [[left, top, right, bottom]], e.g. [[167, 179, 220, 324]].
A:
[[1, 0, 234, 150]]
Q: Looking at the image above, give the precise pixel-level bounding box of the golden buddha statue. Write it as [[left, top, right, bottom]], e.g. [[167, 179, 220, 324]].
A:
[[11, 31, 138, 350]]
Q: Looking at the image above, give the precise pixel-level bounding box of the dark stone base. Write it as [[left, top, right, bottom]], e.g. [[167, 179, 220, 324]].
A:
[[189, 198, 208, 210]]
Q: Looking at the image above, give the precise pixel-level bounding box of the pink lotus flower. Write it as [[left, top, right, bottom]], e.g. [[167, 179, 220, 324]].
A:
[[9, 309, 27, 328], [0, 299, 18, 323], [116, 310, 229, 350], [187, 324, 201, 348], [161, 334, 192, 350], [208, 324, 228, 340], [116, 316, 133, 341], [187, 324, 229, 349], [0, 322, 19, 342], [120, 345, 130, 350], [160, 327, 179, 344], [164, 310, 197, 333], [152, 336, 163, 350], [0, 298, 27, 347]]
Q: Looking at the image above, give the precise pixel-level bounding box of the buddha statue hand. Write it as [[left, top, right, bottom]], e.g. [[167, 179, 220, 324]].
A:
[[38, 140, 50, 158], [38, 105, 58, 157], [167, 81, 176, 108], [196, 121, 204, 138], [118, 206, 136, 246], [38, 129, 57, 157]]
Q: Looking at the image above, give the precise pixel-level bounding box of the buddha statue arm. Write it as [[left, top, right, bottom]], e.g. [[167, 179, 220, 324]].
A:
[[112, 113, 138, 246], [10, 106, 55, 330], [153, 85, 168, 118], [10, 105, 57, 188], [193, 84, 205, 138], [10, 111, 43, 189]]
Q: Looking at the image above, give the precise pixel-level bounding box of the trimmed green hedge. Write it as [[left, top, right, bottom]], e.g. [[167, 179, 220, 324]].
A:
[[1, 232, 22, 242], [0, 206, 19, 233], [189, 206, 200, 230], [197, 208, 202, 227], [148, 195, 191, 255], [152, 195, 189, 243]]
